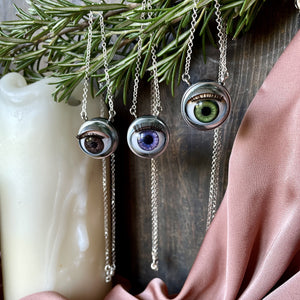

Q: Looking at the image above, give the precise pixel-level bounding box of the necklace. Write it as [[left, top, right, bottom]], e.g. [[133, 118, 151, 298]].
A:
[[127, 0, 169, 271], [76, 9, 118, 283], [181, 0, 231, 229]]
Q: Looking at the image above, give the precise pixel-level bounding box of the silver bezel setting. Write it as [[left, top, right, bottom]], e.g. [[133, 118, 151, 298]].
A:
[[77, 117, 119, 159], [127, 115, 170, 159], [181, 80, 231, 130]]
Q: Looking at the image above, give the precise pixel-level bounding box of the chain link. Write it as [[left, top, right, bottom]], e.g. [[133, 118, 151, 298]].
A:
[[214, 0, 229, 84], [129, 0, 147, 119], [148, 0, 162, 117], [102, 154, 117, 283], [150, 158, 159, 271], [99, 10, 116, 121], [80, 11, 94, 121], [181, 0, 198, 86], [150, 41, 162, 117], [80, 9, 117, 121], [148, 0, 161, 271], [97, 3, 117, 281], [129, 0, 162, 118], [102, 158, 111, 282], [182, 0, 228, 85], [110, 153, 117, 276], [206, 127, 222, 230]]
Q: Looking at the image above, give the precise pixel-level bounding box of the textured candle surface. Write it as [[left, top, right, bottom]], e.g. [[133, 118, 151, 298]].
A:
[[0, 73, 111, 300]]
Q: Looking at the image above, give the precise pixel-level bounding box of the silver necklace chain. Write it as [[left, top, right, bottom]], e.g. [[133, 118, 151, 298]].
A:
[[99, 10, 116, 122], [183, 0, 228, 229], [150, 23, 161, 270], [206, 127, 222, 230], [206, 0, 228, 229], [147, 1, 162, 118], [214, 0, 229, 83], [181, 0, 198, 86], [102, 154, 117, 282], [81, 9, 117, 282], [129, 1, 162, 119], [98, 7, 117, 282], [183, 0, 228, 85], [150, 158, 159, 271], [80, 10, 94, 121], [129, 0, 161, 271], [129, 0, 147, 119], [80, 10, 116, 122], [150, 40, 162, 117]]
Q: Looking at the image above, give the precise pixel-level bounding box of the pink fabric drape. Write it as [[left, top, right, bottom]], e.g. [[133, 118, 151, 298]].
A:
[[21, 30, 300, 300], [20, 292, 67, 300]]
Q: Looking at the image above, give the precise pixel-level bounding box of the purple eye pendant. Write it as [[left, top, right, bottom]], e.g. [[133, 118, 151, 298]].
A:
[[127, 115, 170, 159]]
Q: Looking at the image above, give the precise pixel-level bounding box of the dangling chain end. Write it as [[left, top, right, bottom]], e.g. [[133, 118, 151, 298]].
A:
[[105, 264, 116, 283], [80, 111, 88, 122], [223, 71, 230, 83], [108, 110, 116, 123], [219, 71, 229, 86], [151, 256, 159, 271], [182, 74, 191, 86]]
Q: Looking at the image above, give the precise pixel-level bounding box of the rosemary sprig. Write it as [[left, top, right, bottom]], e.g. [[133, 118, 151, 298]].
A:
[[0, 0, 266, 103]]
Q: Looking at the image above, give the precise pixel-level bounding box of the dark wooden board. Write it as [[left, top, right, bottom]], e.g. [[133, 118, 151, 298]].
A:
[[1, 0, 299, 297], [114, 0, 300, 295]]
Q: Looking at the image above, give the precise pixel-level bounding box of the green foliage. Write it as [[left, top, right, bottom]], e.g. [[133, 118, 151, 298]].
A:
[[0, 0, 266, 103]]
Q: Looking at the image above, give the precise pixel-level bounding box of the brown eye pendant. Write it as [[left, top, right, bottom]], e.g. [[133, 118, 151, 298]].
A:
[[77, 118, 119, 158]]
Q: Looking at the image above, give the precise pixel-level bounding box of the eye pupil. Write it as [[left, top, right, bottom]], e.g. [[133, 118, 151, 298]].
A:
[[194, 100, 219, 123], [143, 134, 154, 145], [138, 130, 159, 151], [201, 106, 212, 116], [84, 136, 104, 154]]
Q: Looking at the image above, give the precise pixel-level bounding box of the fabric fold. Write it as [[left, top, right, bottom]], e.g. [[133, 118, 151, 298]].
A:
[[20, 292, 67, 300]]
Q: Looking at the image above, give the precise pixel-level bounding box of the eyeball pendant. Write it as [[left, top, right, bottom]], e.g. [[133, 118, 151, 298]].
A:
[[77, 118, 119, 159], [181, 80, 231, 130], [127, 116, 170, 159]]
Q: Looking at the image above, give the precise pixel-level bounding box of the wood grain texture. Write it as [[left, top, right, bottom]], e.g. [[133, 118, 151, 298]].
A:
[[115, 0, 300, 295], [0, 0, 299, 298]]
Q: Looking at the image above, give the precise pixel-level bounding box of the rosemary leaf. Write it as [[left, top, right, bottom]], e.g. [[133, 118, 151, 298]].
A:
[[0, 0, 267, 103]]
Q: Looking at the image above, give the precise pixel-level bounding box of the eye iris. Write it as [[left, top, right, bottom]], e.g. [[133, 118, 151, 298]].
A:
[[194, 100, 219, 123], [84, 136, 104, 154], [137, 130, 159, 151]]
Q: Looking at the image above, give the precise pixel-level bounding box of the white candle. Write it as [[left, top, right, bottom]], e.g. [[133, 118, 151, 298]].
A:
[[0, 73, 111, 300]]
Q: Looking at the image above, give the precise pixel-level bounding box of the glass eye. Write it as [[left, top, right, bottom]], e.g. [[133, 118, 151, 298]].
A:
[[77, 118, 119, 159], [127, 116, 170, 159], [181, 80, 231, 130]]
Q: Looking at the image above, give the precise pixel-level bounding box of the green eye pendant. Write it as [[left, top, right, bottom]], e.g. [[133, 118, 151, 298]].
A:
[[181, 80, 231, 131]]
